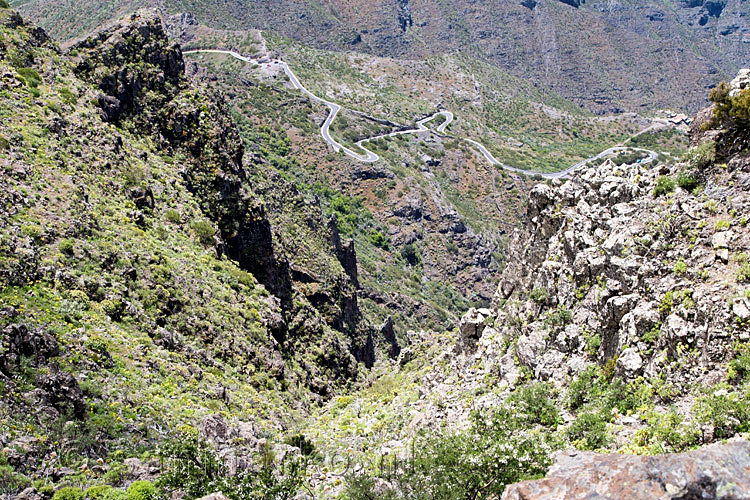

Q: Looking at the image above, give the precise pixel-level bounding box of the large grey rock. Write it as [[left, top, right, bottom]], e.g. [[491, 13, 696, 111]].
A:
[[200, 413, 230, 443], [502, 441, 750, 500], [712, 231, 730, 249], [197, 494, 231, 500], [516, 328, 546, 367], [665, 313, 689, 342], [730, 68, 750, 96], [456, 308, 493, 353], [616, 348, 643, 379], [733, 297, 750, 321]]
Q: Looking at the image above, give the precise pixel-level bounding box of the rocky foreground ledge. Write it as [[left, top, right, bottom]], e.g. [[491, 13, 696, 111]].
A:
[[502, 441, 750, 500]]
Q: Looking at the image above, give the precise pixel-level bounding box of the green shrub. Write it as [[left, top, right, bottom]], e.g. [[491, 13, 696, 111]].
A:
[[191, 219, 215, 246], [52, 487, 84, 500], [684, 141, 716, 170], [696, 386, 750, 439], [600, 377, 640, 415], [284, 434, 316, 458], [544, 306, 572, 327], [676, 170, 700, 192], [164, 209, 181, 224], [0, 464, 31, 495], [507, 383, 561, 427], [0, 136, 9, 150], [59, 87, 78, 105], [711, 84, 750, 127], [566, 366, 601, 410], [400, 243, 421, 266], [529, 287, 548, 304], [653, 176, 675, 196], [737, 262, 750, 282], [672, 259, 687, 275], [584, 331, 601, 357], [85, 336, 111, 366], [0, 0, 9, 8], [16, 67, 41, 88], [641, 322, 662, 344], [368, 229, 388, 249], [122, 163, 145, 187], [83, 485, 113, 500], [633, 410, 699, 453], [104, 490, 127, 500], [59, 238, 75, 255], [21, 222, 43, 238], [715, 220, 731, 230], [601, 357, 617, 381], [728, 347, 750, 383], [99, 298, 125, 321], [566, 412, 609, 450], [126, 481, 155, 500]]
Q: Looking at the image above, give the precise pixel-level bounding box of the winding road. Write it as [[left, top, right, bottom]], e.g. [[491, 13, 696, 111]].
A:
[[184, 49, 658, 179]]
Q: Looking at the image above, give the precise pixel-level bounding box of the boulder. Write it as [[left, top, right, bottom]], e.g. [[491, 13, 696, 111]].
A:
[[665, 313, 689, 342], [712, 231, 730, 249], [730, 68, 750, 96], [502, 441, 750, 499], [200, 413, 230, 444], [1, 323, 59, 375], [197, 494, 231, 500], [37, 367, 86, 419], [515, 328, 546, 367], [733, 297, 750, 321], [616, 348, 643, 379], [380, 317, 401, 358], [456, 307, 493, 353]]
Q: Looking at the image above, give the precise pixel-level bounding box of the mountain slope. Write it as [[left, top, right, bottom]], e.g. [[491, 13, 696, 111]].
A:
[[14, 0, 749, 113], [297, 70, 750, 499], [0, 8, 384, 495]]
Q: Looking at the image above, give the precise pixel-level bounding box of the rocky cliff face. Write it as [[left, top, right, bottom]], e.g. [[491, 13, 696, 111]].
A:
[[0, 8, 384, 494], [458, 72, 750, 494], [65, 11, 377, 382]]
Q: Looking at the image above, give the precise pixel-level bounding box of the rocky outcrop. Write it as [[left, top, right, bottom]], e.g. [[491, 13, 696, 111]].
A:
[[71, 11, 184, 126], [69, 12, 294, 305], [730, 69, 750, 96], [481, 129, 750, 393], [0, 322, 59, 375], [502, 441, 750, 500], [456, 307, 495, 354], [66, 11, 382, 387], [396, 0, 413, 32], [475, 71, 750, 495]]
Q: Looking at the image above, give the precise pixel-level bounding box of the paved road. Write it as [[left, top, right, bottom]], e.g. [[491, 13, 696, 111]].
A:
[[354, 110, 453, 157], [186, 49, 377, 161], [184, 49, 256, 64], [279, 60, 380, 162], [184, 49, 658, 178], [465, 140, 658, 179]]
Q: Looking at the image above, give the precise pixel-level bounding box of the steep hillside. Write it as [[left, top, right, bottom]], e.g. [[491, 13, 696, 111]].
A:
[[14, 0, 749, 113], [2, 3, 750, 500], [0, 8, 386, 498], [167, 21, 690, 335], [292, 72, 750, 498]]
